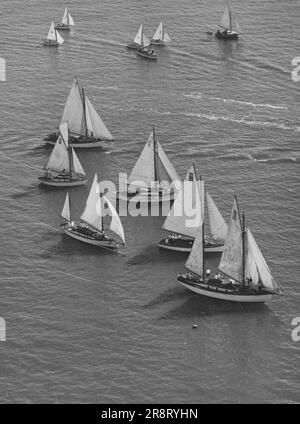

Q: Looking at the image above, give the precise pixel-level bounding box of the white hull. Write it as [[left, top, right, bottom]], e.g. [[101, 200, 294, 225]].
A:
[[38, 177, 87, 187], [118, 191, 175, 205], [178, 280, 273, 303], [158, 243, 224, 253], [45, 140, 105, 149], [62, 227, 117, 250]]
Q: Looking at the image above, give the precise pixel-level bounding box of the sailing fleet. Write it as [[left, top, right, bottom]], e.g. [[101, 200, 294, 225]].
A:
[[39, 5, 282, 303]]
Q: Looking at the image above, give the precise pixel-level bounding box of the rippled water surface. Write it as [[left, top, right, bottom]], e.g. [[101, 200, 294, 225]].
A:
[[0, 0, 299, 403]]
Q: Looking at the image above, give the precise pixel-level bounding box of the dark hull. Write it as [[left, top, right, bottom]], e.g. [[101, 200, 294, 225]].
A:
[[215, 31, 238, 40], [43, 40, 59, 47], [55, 24, 72, 31], [44, 132, 109, 148], [38, 174, 88, 187], [127, 43, 140, 50], [136, 50, 157, 60]]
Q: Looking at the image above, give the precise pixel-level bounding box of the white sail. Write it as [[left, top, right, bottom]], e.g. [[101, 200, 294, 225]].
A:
[[62, 7, 68, 24], [85, 96, 113, 140], [133, 24, 143, 45], [236, 20, 242, 34], [103, 196, 126, 245], [80, 173, 102, 231], [56, 30, 64, 45], [198, 179, 205, 222], [162, 165, 200, 237], [61, 193, 71, 222], [47, 22, 57, 41], [60, 78, 84, 136], [245, 228, 277, 291], [152, 21, 163, 41], [45, 134, 69, 173], [220, 2, 231, 29], [157, 141, 181, 184], [142, 32, 150, 48], [128, 131, 156, 187], [185, 225, 204, 277], [72, 148, 86, 175], [207, 192, 228, 241], [163, 31, 171, 43], [59, 122, 69, 145], [152, 21, 171, 43], [68, 13, 75, 26], [218, 197, 243, 282]]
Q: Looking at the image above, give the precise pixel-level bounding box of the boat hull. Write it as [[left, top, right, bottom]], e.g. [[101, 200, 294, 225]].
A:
[[62, 226, 117, 250], [38, 176, 88, 187], [43, 40, 59, 46], [215, 30, 238, 40], [136, 50, 157, 60], [127, 43, 140, 50], [177, 275, 273, 303], [45, 138, 105, 148], [150, 40, 166, 46], [158, 238, 224, 253], [117, 190, 175, 205], [55, 24, 72, 31]]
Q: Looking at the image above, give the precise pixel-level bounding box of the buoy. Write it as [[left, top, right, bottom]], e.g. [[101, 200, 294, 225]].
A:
[[193, 324, 198, 329]]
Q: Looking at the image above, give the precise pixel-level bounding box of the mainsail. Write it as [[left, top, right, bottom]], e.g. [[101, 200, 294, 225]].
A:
[[207, 192, 228, 241], [162, 165, 202, 238], [245, 228, 277, 292], [47, 22, 57, 41], [103, 196, 126, 245], [62, 7, 75, 26], [128, 129, 180, 189], [133, 24, 143, 45], [185, 225, 204, 277], [45, 134, 69, 173], [61, 193, 71, 222], [218, 197, 243, 282], [80, 174, 102, 231], [152, 21, 171, 43], [85, 96, 113, 140], [220, 2, 231, 30], [59, 77, 113, 140]]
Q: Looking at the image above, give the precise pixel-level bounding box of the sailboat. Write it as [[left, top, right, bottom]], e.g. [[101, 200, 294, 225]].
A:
[[151, 21, 171, 46], [215, 2, 239, 40], [43, 21, 64, 46], [44, 76, 114, 148], [177, 196, 283, 303], [127, 24, 148, 50], [117, 126, 181, 204], [55, 7, 75, 31], [61, 174, 126, 250], [158, 165, 228, 252], [135, 26, 157, 60], [38, 123, 88, 187]]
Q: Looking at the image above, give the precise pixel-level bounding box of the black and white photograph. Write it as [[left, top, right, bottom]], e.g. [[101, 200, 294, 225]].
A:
[[0, 0, 299, 408]]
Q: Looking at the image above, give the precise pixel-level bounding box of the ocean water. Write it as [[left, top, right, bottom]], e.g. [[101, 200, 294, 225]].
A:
[[0, 0, 299, 403]]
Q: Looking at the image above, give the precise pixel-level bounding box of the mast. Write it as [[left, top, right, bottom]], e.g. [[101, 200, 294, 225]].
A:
[[229, 10, 232, 31], [153, 125, 159, 182], [242, 211, 246, 285], [81, 87, 88, 136]]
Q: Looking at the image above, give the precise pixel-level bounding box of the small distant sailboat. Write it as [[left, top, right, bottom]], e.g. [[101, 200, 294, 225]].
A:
[[177, 196, 283, 303], [61, 173, 126, 250], [117, 126, 181, 204], [55, 7, 75, 31], [151, 21, 171, 46], [215, 2, 239, 40], [38, 123, 87, 187], [135, 26, 157, 61], [158, 165, 228, 252], [44, 76, 114, 148], [43, 21, 64, 46], [127, 24, 148, 50]]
